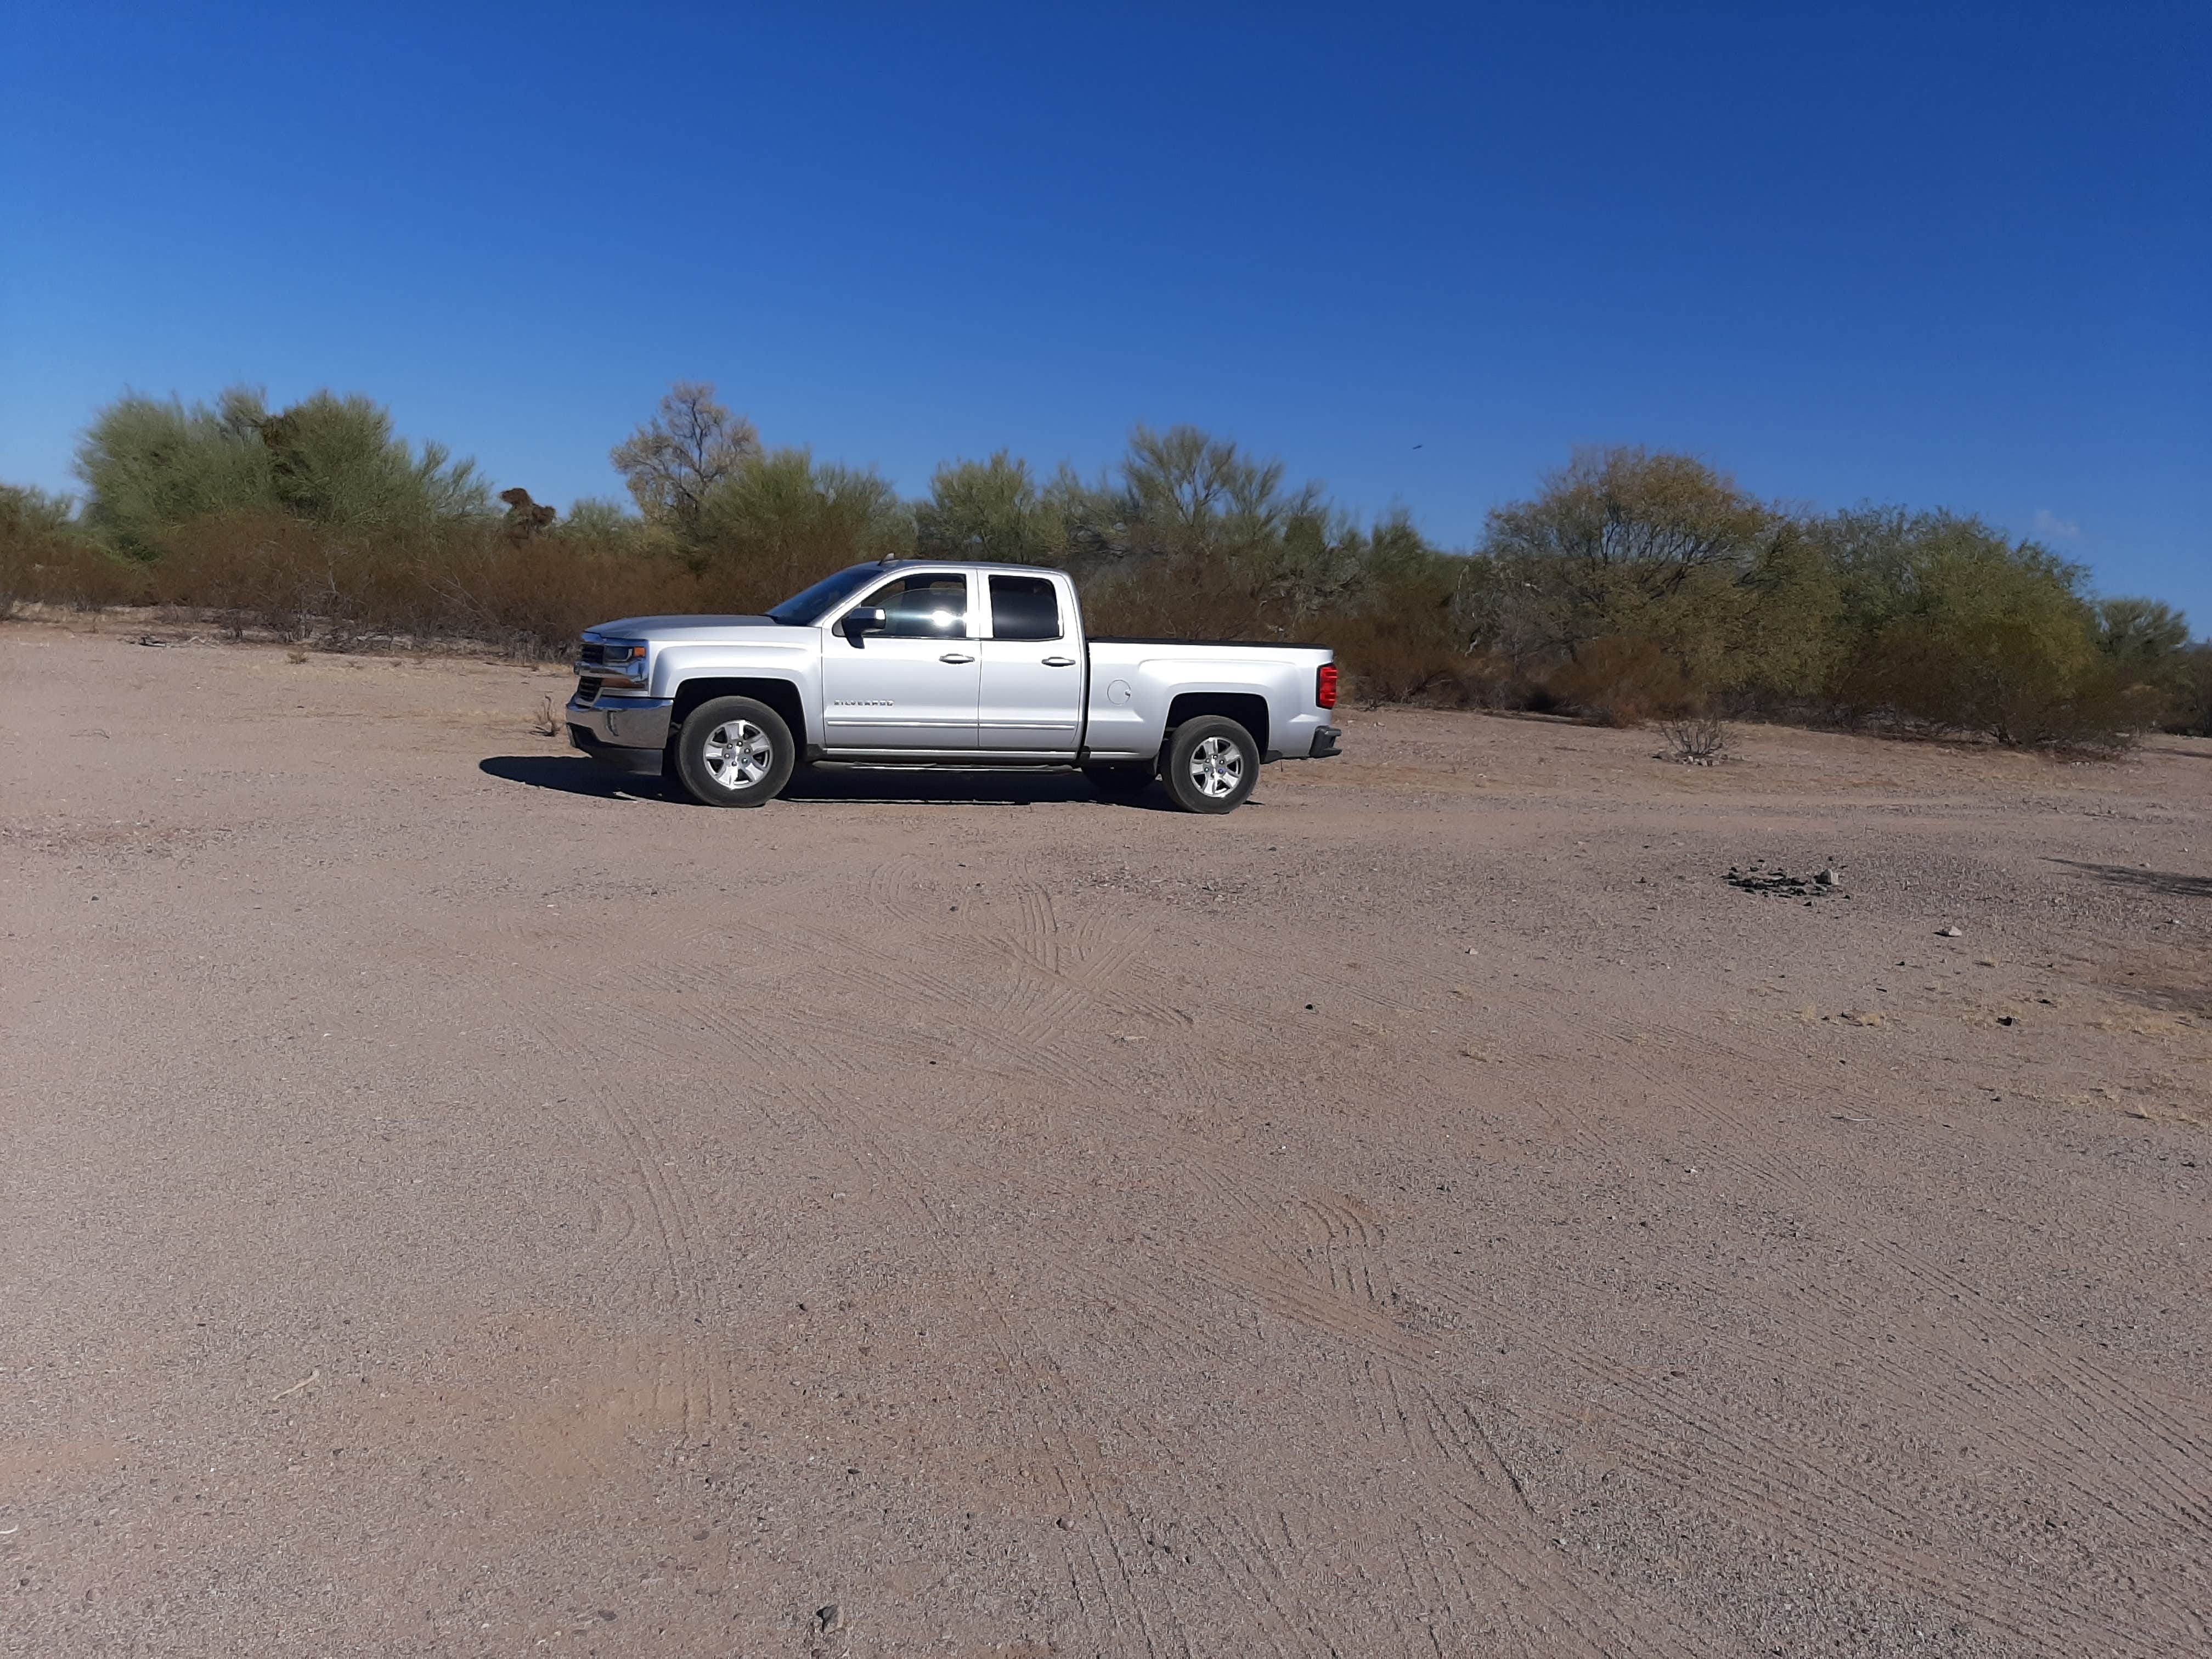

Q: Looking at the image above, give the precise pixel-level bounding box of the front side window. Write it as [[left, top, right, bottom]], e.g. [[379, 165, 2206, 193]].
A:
[[859, 572, 970, 639], [988, 574, 1062, 641], [769, 564, 882, 626]]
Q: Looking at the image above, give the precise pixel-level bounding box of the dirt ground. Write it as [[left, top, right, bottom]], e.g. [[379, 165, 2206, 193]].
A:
[[3, 619, 2208, 1659]]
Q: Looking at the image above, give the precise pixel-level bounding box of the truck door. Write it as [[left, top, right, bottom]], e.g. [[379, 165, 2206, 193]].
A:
[[977, 573, 1082, 753], [819, 570, 981, 752]]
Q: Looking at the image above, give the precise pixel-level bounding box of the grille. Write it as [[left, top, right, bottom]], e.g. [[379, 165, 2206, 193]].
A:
[[576, 677, 603, 702], [579, 640, 606, 665]]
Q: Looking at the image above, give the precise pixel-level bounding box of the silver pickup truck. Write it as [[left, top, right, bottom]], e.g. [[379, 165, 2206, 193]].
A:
[[565, 560, 1341, 813]]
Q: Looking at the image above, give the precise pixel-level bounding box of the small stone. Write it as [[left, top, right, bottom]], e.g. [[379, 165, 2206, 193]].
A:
[[1998, 1015, 2017, 1026], [815, 1604, 845, 1634], [1816, 868, 1841, 887], [1938, 926, 1963, 938]]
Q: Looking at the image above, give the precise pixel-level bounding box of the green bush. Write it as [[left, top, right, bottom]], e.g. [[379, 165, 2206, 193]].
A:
[[1821, 511, 2142, 747], [1474, 447, 1838, 711], [74, 387, 488, 558], [917, 452, 1060, 564], [690, 448, 913, 599]]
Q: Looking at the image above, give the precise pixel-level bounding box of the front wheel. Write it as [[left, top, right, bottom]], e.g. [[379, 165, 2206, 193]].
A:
[[671, 696, 797, 807], [1163, 716, 1259, 814]]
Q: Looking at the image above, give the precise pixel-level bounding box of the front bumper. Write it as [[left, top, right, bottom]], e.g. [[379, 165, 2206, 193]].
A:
[[567, 693, 674, 758]]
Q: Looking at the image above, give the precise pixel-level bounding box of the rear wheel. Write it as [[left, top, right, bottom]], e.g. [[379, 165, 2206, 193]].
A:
[[672, 696, 796, 807], [1163, 716, 1259, 814], [1083, 762, 1154, 800]]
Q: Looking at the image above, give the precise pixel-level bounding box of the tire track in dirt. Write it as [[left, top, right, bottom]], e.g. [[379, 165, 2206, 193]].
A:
[[1594, 1009, 2212, 1526], [765, 1070, 1181, 1658], [1154, 1159, 1718, 1657], [534, 859, 1183, 1652], [698, 866, 1663, 1652], [386, 915, 740, 1444], [856, 886, 1733, 1654], [1408, 970, 2211, 1656]]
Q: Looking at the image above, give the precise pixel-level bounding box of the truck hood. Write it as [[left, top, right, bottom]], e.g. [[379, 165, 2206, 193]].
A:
[[590, 614, 781, 638]]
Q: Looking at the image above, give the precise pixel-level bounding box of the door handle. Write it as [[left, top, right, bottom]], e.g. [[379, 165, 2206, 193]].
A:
[[939, 652, 976, 664], [1041, 656, 1076, 667]]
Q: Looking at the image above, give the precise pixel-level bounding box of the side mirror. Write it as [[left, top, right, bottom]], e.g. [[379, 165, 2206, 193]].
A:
[[839, 606, 885, 646]]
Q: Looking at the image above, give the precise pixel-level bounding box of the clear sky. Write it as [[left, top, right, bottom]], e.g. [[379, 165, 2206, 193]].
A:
[[4, 3, 2206, 623]]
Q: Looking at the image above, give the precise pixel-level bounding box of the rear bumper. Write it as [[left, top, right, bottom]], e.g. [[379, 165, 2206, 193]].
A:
[[567, 694, 673, 772], [1308, 726, 1342, 758]]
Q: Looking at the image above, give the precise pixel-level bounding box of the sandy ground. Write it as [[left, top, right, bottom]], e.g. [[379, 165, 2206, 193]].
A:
[[2, 619, 2208, 1659]]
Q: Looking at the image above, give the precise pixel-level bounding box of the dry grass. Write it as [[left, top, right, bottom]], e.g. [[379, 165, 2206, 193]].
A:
[[2, 512, 842, 662]]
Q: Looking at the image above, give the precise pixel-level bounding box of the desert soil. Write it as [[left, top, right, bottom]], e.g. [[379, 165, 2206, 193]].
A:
[[3, 619, 2208, 1658]]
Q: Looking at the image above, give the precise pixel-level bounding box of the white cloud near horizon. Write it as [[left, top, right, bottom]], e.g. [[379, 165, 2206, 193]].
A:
[[2032, 508, 2081, 539]]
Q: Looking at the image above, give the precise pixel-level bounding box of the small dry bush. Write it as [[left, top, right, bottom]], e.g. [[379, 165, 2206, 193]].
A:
[[1657, 712, 1730, 763]]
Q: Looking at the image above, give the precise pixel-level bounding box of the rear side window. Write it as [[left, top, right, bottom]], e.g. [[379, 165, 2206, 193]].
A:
[[988, 575, 1062, 641]]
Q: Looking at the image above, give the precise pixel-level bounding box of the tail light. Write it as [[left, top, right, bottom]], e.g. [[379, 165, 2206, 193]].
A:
[[1317, 663, 1339, 709]]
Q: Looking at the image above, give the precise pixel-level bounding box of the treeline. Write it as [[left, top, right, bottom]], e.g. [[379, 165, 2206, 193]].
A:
[[2, 381, 2204, 749]]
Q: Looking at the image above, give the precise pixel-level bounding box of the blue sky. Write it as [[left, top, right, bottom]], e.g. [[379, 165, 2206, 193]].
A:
[[3, 3, 2206, 623]]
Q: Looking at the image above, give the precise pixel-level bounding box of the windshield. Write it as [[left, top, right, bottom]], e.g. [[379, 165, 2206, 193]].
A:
[[766, 564, 891, 627]]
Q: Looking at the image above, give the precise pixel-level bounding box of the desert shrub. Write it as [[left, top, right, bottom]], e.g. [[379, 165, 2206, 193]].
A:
[[1658, 712, 1730, 763], [1472, 448, 1839, 713], [1819, 510, 2147, 747], [917, 452, 1061, 563], [1543, 636, 1694, 725], [556, 496, 654, 545], [2096, 597, 2198, 727], [2164, 644, 2212, 736], [131, 510, 714, 654], [689, 448, 912, 596], [9, 387, 2194, 748], [75, 387, 488, 557], [76, 390, 275, 556], [255, 392, 489, 528], [1030, 428, 1475, 694], [0, 485, 148, 613]]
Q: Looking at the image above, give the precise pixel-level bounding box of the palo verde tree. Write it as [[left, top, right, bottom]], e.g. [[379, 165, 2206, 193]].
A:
[[1475, 447, 1833, 707], [688, 448, 913, 598], [1816, 507, 2143, 745], [916, 451, 1061, 565], [609, 382, 761, 533], [74, 387, 488, 556]]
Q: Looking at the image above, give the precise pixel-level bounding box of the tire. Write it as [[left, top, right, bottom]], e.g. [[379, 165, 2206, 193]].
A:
[[1083, 762, 1154, 800], [670, 696, 797, 808], [1162, 715, 1259, 814]]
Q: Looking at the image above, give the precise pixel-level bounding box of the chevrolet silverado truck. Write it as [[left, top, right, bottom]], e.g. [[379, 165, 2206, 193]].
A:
[[565, 560, 1340, 814]]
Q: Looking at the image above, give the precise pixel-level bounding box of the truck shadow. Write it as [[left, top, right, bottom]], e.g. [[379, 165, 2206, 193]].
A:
[[785, 765, 1167, 809], [477, 756, 1184, 811], [478, 755, 647, 798], [2049, 859, 2212, 900]]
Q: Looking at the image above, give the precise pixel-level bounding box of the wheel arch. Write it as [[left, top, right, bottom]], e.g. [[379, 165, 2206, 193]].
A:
[[1163, 691, 1269, 755], [669, 677, 811, 749]]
